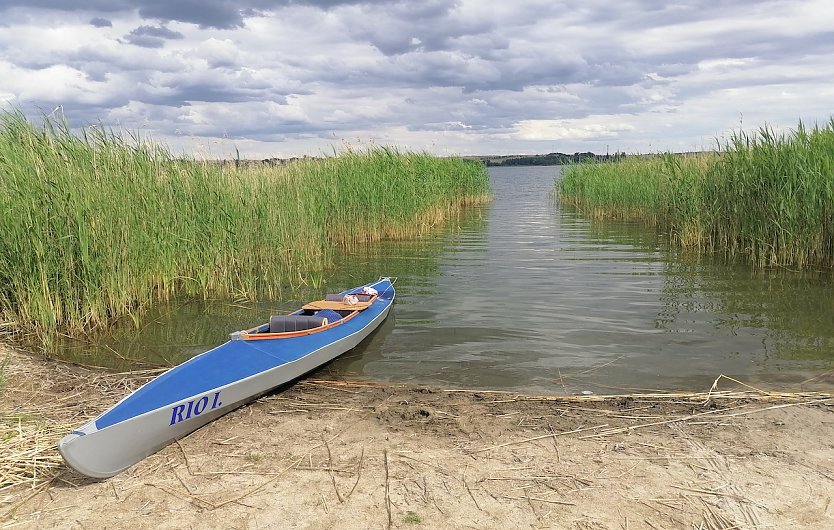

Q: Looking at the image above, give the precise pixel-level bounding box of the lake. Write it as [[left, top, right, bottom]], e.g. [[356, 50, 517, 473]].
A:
[[57, 166, 834, 394]]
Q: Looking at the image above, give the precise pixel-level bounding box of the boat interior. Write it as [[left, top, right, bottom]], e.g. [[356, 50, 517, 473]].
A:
[[232, 292, 378, 338]]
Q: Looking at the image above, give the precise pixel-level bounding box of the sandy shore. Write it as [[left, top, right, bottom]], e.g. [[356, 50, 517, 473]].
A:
[[2, 344, 833, 529]]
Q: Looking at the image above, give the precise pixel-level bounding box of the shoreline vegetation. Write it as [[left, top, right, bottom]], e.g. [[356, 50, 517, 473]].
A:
[[0, 110, 490, 347], [559, 119, 834, 271], [466, 151, 625, 167]]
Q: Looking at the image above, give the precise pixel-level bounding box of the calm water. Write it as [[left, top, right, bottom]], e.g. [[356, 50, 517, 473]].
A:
[[58, 166, 834, 394]]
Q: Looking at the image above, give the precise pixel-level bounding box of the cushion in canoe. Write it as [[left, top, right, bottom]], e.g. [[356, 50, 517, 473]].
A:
[[314, 308, 343, 322], [269, 315, 328, 333]]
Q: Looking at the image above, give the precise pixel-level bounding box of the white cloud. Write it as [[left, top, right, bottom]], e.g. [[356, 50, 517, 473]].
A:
[[515, 117, 636, 142]]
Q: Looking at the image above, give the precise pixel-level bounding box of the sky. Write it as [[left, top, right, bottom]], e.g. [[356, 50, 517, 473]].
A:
[[1, 1, 832, 159]]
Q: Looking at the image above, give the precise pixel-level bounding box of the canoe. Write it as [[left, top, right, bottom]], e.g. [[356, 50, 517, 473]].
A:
[[58, 277, 395, 478]]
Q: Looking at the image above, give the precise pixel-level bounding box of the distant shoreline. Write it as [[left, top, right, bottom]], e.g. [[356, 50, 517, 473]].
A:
[[251, 152, 710, 168], [246, 152, 623, 167], [463, 151, 621, 166]]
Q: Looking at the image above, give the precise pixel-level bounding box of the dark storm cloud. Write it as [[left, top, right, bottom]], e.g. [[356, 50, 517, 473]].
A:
[[0, 0, 133, 14], [344, 2, 491, 57], [0, 0, 250, 29], [0, 0, 395, 29], [89, 17, 112, 27], [123, 24, 184, 48], [136, 1, 251, 29], [130, 24, 184, 39]]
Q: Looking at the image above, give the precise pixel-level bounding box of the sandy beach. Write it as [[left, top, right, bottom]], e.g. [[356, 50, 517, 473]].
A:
[[2, 344, 833, 529]]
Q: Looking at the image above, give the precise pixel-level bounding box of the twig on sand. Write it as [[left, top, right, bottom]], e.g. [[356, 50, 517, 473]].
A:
[[465, 482, 482, 511], [345, 445, 364, 500], [161, 456, 301, 511], [644, 519, 663, 530], [580, 400, 823, 439], [150, 456, 298, 511], [670, 484, 766, 509], [396, 453, 452, 475], [0, 479, 55, 522], [700, 498, 739, 530], [502, 495, 575, 506], [462, 466, 482, 512], [384, 449, 393, 530], [212, 456, 302, 510], [468, 424, 608, 453], [324, 436, 344, 503], [175, 439, 196, 476], [150, 482, 215, 510]]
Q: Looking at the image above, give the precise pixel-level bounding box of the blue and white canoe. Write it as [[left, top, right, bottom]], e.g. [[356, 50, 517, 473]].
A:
[[59, 278, 395, 478]]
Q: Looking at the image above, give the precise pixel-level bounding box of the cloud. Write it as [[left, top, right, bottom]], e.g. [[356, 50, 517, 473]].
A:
[[136, 1, 251, 29], [123, 24, 185, 48], [1, 0, 833, 157], [89, 17, 112, 27], [0, 0, 391, 29], [515, 117, 637, 141]]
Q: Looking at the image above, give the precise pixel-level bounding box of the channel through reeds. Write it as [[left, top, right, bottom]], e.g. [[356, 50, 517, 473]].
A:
[[558, 119, 834, 270], [0, 110, 490, 345]]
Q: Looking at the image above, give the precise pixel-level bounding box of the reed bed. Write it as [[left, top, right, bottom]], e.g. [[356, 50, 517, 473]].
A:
[[558, 119, 834, 269], [0, 110, 490, 344]]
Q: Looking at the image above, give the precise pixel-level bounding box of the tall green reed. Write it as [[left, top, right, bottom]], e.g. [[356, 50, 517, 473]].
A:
[[558, 119, 834, 270], [0, 111, 490, 346]]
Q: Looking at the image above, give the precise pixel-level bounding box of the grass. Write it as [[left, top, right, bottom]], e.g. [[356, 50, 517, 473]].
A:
[[246, 452, 265, 463], [558, 119, 834, 270], [0, 110, 490, 346], [0, 356, 6, 394]]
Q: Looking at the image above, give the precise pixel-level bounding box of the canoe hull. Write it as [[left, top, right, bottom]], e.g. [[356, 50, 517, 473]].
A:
[[59, 279, 393, 478]]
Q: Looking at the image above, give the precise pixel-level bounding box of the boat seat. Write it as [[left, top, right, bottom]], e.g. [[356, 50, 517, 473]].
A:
[[269, 315, 327, 333]]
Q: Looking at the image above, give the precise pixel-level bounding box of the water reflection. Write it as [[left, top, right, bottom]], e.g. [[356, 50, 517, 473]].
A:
[[55, 166, 834, 393], [54, 208, 487, 372]]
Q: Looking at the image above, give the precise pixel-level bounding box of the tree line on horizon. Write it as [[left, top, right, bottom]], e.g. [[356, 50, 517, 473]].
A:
[[475, 151, 627, 166]]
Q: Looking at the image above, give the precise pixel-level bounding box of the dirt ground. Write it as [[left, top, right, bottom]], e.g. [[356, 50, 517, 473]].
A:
[[2, 344, 833, 530]]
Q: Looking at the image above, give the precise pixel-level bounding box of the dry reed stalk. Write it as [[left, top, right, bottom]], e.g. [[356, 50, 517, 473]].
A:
[[443, 387, 832, 403], [502, 495, 575, 506], [0, 415, 75, 497], [0, 348, 163, 507], [208, 456, 303, 510], [323, 435, 344, 503], [395, 454, 451, 475], [345, 445, 364, 500], [579, 399, 826, 439], [468, 424, 609, 454], [384, 449, 392, 530]]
